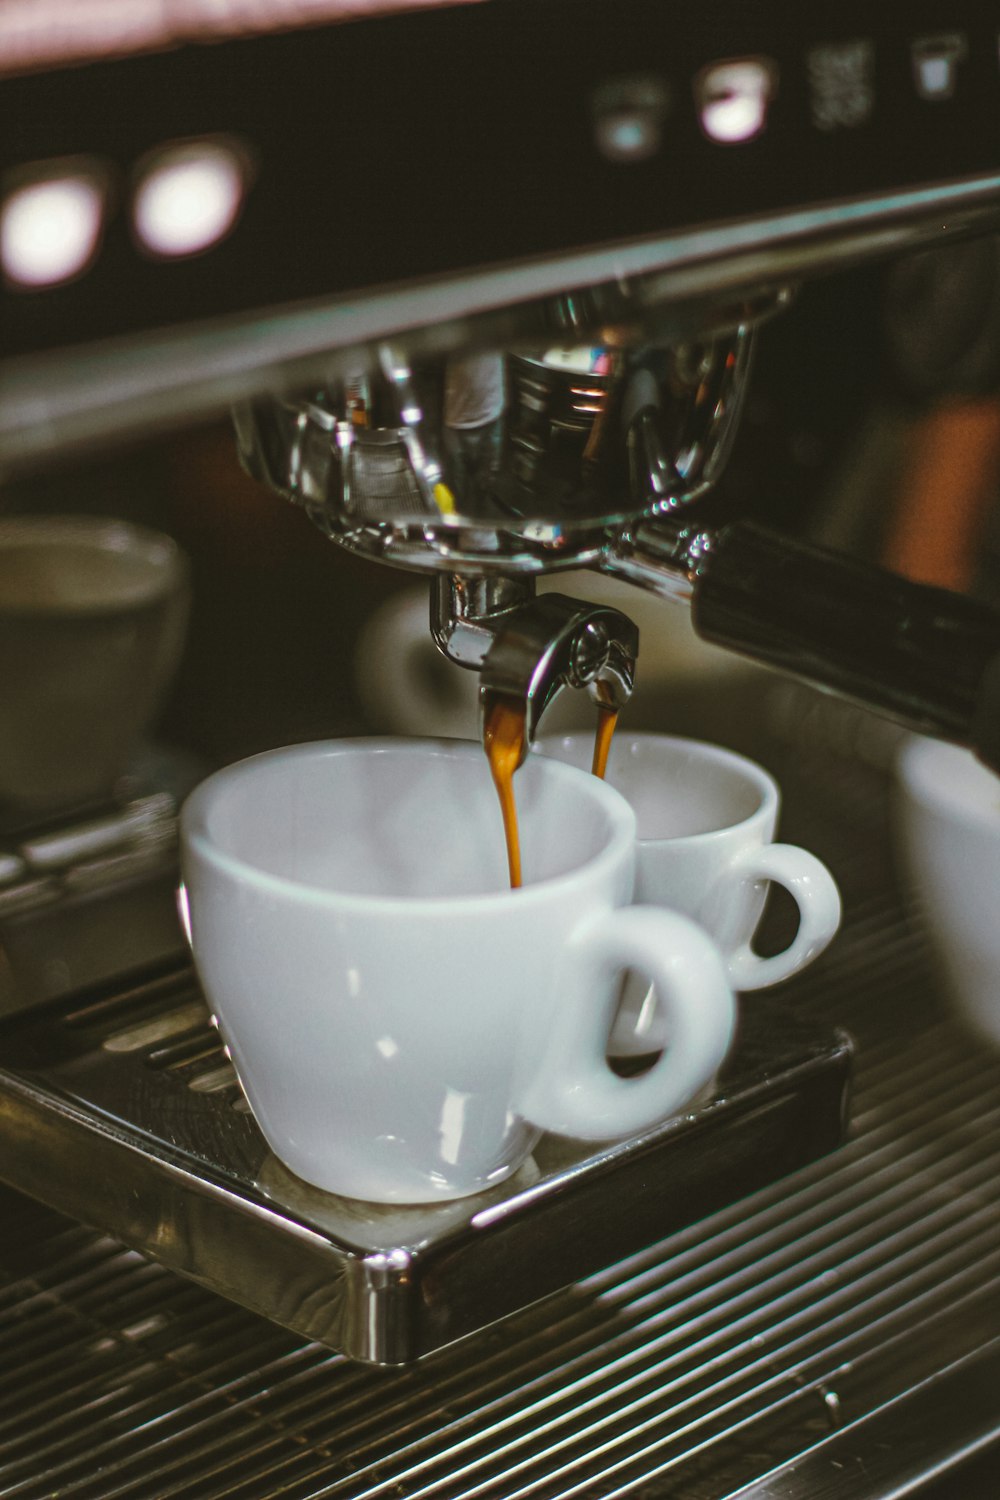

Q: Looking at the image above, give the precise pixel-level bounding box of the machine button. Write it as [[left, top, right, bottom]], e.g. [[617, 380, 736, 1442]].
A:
[[131, 137, 252, 259], [912, 34, 967, 101], [807, 40, 875, 131], [694, 58, 778, 144], [591, 76, 670, 162], [1, 159, 109, 290]]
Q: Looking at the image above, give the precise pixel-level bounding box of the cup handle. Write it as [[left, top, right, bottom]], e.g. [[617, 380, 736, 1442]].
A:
[[724, 844, 841, 992], [517, 907, 735, 1142]]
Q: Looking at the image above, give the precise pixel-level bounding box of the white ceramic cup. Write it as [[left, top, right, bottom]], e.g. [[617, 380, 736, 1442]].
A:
[[895, 734, 1000, 1048], [179, 738, 736, 1203], [537, 732, 842, 1054]]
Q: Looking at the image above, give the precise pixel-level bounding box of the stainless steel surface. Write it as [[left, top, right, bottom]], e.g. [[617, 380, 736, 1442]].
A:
[[431, 576, 537, 670], [0, 965, 848, 1367], [728, 1340, 1000, 1500], [0, 744, 206, 1012], [18, 794, 175, 874], [604, 516, 713, 601], [5, 177, 1000, 476], [477, 594, 638, 743], [620, 329, 755, 515], [1, 711, 1000, 1495], [234, 325, 759, 574], [431, 575, 640, 745]]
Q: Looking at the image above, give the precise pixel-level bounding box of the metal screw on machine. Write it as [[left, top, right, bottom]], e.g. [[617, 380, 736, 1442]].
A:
[[569, 620, 610, 688]]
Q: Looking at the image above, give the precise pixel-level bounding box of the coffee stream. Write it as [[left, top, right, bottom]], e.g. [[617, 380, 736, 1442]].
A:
[[483, 693, 526, 889], [591, 703, 619, 781], [484, 693, 619, 890]]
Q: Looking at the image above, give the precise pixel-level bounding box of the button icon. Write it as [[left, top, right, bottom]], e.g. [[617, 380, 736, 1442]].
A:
[[132, 137, 252, 259], [694, 58, 778, 144], [912, 34, 967, 100], [1, 158, 109, 290], [808, 40, 875, 131], [591, 77, 670, 163]]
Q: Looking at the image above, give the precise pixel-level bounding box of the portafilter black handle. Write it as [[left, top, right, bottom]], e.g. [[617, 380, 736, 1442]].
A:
[[693, 522, 1000, 770], [616, 519, 1000, 772]]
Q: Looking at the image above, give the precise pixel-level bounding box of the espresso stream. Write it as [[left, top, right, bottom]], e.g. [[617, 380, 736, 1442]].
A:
[[483, 694, 526, 888], [592, 702, 618, 781], [483, 695, 618, 889]]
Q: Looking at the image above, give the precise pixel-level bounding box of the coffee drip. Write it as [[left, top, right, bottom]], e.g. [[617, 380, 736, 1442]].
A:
[[482, 693, 526, 890], [591, 704, 619, 782], [484, 693, 620, 890]]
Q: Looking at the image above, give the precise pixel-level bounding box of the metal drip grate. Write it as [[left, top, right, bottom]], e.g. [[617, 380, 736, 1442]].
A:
[[346, 436, 434, 520], [2, 731, 1000, 1496]]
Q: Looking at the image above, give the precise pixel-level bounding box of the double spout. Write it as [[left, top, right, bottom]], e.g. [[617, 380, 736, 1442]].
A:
[[431, 576, 638, 759]]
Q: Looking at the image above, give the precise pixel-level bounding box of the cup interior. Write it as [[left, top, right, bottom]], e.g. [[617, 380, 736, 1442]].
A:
[[186, 739, 631, 900], [0, 518, 183, 615], [537, 733, 767, 840]]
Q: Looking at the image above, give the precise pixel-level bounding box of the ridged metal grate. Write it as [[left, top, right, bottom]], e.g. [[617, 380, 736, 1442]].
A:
[[347, 439, 430, 520], [2, 733, 1000, 1498]]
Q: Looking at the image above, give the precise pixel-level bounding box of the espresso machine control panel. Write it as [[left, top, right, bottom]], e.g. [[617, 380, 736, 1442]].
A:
[[3, 0, 1000, 459]]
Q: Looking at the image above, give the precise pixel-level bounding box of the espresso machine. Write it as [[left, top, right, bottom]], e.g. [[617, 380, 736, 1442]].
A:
[[2, 2, 1000, 1494]]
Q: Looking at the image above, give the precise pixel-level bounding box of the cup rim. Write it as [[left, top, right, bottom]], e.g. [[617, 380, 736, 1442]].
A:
[[534, 729, 777, 844], [181, 736, 639, 913], [896, 733, 1000, 831], [0, 515, 188, 618]]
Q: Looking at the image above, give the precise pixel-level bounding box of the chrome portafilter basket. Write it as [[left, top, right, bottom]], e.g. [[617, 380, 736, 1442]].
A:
[[233, 320, 759, 572], [233, 282, 771, 742]]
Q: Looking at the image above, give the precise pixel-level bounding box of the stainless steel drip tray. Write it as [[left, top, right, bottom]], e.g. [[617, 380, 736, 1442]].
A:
[[0, 962, 851, 1365]]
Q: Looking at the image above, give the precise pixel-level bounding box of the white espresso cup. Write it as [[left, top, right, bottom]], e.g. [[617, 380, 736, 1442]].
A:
[[179, 738, 736, 1203], [894, 734, 1000, 1049], [537, 732, 842, 1054]]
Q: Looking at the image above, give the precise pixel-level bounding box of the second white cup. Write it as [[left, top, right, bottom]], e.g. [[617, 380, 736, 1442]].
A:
[[537, 732, 842, 1054]]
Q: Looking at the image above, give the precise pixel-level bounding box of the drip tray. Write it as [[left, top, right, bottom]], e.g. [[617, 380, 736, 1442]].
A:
[[0, 963, 851, 1365]]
